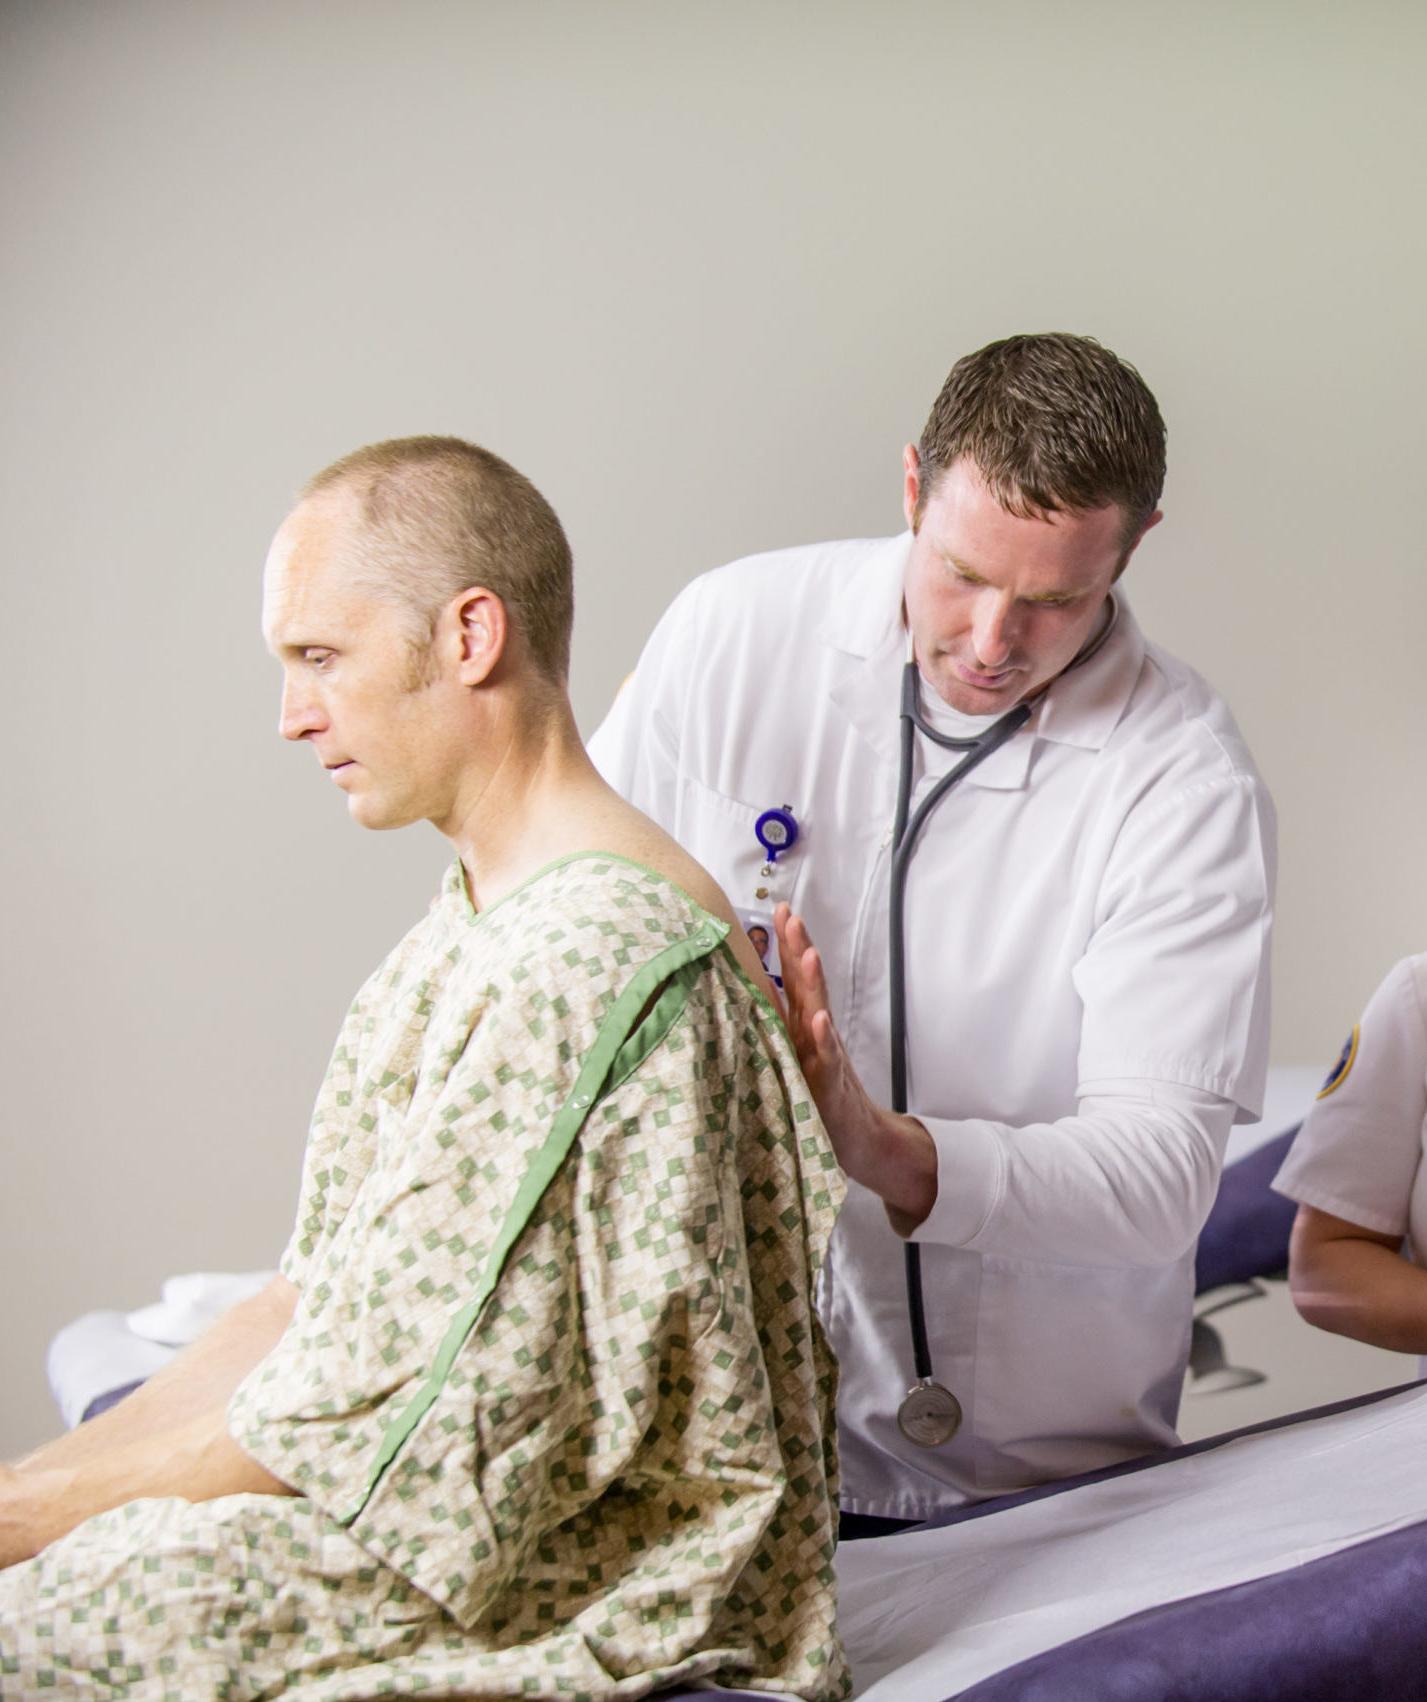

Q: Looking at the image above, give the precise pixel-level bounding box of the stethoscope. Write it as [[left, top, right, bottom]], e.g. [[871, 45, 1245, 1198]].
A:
[[889, 673, 1031, 1446], [890, 597, 1119, 1447]]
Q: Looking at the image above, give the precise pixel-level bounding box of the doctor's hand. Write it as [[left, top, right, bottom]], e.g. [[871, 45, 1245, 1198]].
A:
[[774, 904, 939, 1234]]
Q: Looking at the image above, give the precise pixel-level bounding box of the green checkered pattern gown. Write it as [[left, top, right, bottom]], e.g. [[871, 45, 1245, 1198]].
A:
[[0, 855, 849, 1701]]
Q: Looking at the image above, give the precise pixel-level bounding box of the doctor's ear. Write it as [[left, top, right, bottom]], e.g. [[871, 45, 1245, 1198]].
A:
[[901, 443, 923, 533], [1112, 509, 1164, 581], [452, 588, 508, 686]]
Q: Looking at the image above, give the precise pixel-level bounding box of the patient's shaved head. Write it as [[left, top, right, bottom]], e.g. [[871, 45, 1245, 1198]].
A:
[[300, 436, 574, 682]]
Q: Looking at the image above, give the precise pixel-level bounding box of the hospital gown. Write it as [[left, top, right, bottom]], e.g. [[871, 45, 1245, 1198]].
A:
[[0, 853, 849, 1701]]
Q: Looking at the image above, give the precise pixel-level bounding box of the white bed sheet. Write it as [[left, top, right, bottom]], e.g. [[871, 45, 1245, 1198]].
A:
[[836, 1379, 1427, 1697]]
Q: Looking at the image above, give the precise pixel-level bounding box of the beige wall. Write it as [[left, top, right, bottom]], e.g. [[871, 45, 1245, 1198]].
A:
[[2, 0, 1424, 1457]]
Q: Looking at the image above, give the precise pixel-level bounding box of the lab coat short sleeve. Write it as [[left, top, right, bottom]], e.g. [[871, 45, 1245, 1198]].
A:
[[1273, 957, 1427, 1240]]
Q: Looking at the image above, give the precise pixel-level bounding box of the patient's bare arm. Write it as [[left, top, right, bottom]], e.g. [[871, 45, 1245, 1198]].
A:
[[0, 1274, 299, 1569], [1289, 1205, 1427, 1355]]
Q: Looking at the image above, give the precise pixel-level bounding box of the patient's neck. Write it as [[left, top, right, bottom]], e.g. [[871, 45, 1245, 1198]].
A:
[[445, 687, 613, 912]]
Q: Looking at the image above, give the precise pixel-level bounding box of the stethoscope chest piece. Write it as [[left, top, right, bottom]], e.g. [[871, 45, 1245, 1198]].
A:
[[897, 1378, 963, 1448]]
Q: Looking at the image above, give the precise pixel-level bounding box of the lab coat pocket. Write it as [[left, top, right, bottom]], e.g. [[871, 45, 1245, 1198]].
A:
[[675, 774, 807, 914], [972, 1251, 1188, 1493]]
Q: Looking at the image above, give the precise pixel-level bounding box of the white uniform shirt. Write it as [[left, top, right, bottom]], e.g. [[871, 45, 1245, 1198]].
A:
[[590, 533, 1276, 1516], [1273, 956, 1427, 1266]]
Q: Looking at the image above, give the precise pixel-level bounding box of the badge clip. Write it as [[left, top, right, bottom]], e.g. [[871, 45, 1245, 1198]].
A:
[[755, 806, 799, 872]]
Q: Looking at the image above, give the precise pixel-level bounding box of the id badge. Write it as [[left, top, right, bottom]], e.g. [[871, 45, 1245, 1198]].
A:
[[736, 907, 783, 989]]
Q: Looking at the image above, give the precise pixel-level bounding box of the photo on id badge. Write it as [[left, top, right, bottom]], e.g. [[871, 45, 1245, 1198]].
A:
[[738, 909, 783, 989]]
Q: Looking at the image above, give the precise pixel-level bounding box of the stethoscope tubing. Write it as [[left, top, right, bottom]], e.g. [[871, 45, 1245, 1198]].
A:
[[890, 665, 1031, 1382]]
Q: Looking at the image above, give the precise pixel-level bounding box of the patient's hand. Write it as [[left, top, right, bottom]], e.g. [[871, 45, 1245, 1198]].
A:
[[775, 904, 938, 1233], [0, 1278, 300, 1570]]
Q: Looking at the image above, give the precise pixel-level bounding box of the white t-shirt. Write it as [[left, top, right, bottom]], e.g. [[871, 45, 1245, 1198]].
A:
[[1273, 954, 1427, 1261], [909, 675, 1003, 789]]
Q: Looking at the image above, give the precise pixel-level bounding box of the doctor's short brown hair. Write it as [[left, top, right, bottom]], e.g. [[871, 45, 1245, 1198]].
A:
[[303, 435, 574, 682], [915, 333, 1166, 544]]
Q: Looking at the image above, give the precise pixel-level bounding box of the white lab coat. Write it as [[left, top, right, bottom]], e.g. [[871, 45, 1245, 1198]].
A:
[[590, 533, 1275, 1516]]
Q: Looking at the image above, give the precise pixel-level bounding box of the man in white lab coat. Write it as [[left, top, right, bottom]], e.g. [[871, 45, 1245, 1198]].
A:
[[589, 332, 1275, 1530]]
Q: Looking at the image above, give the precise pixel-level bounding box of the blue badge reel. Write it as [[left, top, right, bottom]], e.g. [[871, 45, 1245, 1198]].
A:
[[755, 807, 799, 865], [744, 807, 800, 990]]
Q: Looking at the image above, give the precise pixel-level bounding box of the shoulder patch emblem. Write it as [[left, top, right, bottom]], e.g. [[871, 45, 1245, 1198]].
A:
[[1317, 1025, 1361, 1099]]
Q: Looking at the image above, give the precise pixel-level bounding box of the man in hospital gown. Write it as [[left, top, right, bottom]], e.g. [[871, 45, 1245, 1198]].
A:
[[0, 437, 848, 1701]]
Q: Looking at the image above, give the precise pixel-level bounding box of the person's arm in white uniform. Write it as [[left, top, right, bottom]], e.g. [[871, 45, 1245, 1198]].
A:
[[776, 906, 1236, 1259], [1276, 957, 1427, 1354], [1287, 1208, 1427, 1353], [915, 1081, 1235, 1260]]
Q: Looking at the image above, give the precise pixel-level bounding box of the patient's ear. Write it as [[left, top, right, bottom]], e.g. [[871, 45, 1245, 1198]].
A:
[[453, 588, 507, 686]]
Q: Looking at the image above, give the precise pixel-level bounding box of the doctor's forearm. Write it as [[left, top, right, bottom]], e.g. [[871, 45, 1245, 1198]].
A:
[[911, 1087, 1234, 1264]]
